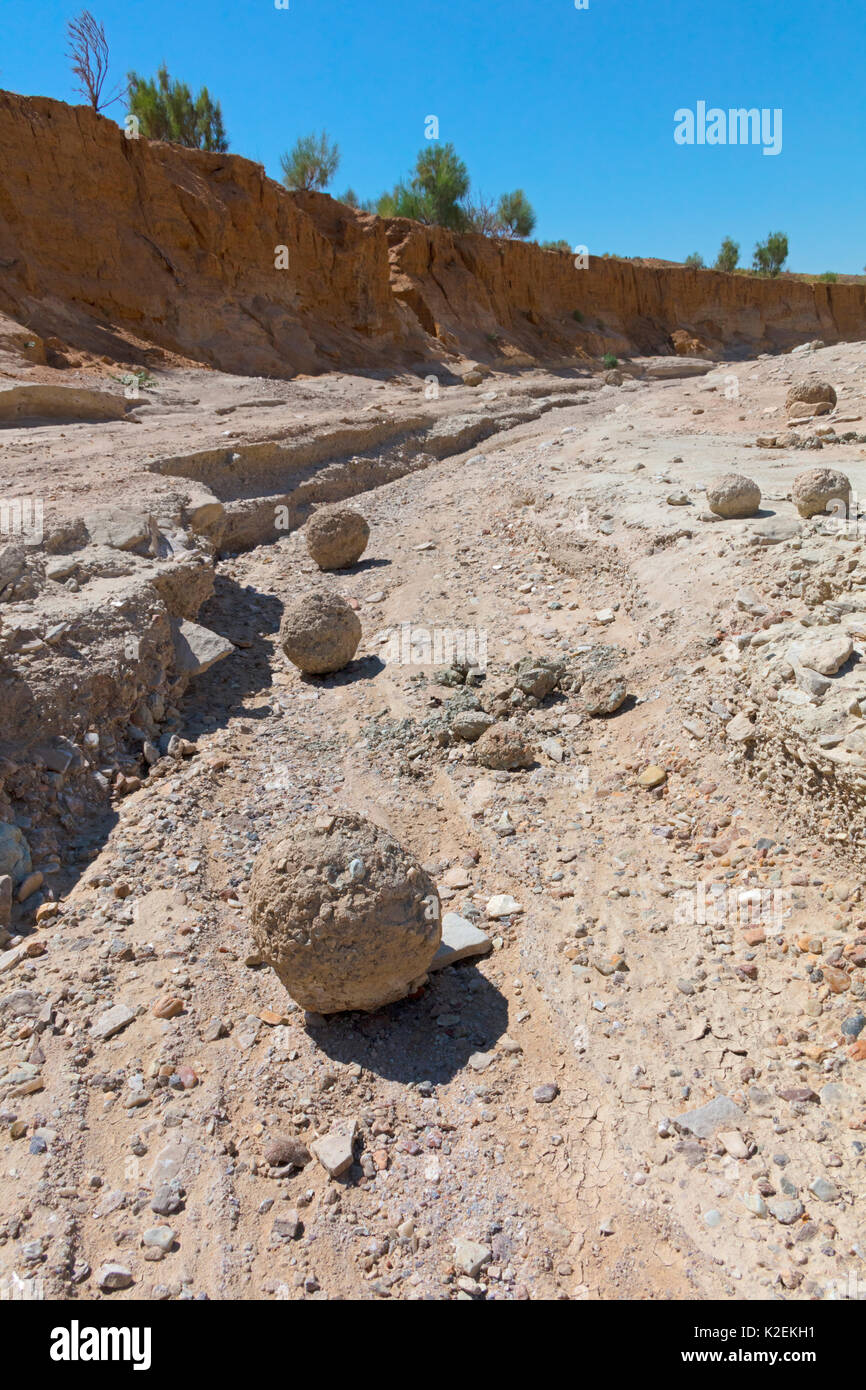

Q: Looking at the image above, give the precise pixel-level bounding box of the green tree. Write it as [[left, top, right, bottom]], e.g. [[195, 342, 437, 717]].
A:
[[819, 271, 838, 283], [378, 144, 470, 231], [127, 64, 227, 150], [714, 236, 740, 272], [496, 189, 536, 239], [684, 251, 705, 269], [280, 131, 340, 191], [753, 231, 789, 277], [541, 239, 573, 252]]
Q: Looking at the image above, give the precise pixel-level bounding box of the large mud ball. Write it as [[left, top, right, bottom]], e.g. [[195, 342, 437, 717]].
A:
[[248, 812, 441, 1014], [791, 467, 851, 520], [305, 508, 370, 571], [279, 590, 361, 675], [474, 721, 534, 770], [786, 380, 837, 412], [706, 472, 761, 519]]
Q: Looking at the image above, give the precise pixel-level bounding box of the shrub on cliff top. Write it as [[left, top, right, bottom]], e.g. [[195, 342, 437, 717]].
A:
[[378, 144, 471, 232], [280, 132, 340, 191], [127, 63, 228, 151], [714, 236, 740, 272], [753, 231, 789, 277]]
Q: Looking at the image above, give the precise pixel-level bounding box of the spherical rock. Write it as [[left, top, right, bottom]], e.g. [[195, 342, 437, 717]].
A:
[[474, 722, 534, 770], [248, 812, 441, 1014], [785, 380, 837, 411], [279, 591, 361, 675], [582, 672, 628, 716], [604, 368, 623, 386], [706, 472, 761, 519], [791, 467, 851, 519], [305, 508, 370, 571]]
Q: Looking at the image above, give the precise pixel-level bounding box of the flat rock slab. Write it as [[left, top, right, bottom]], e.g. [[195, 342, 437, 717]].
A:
[[96, 1263, 134, 1291], [147, 1140, 192, 1189], [747, 517, 801, 545], [429, 913, 492, 971], [788, 634, 853, 677], [0, 383, 129, 425], [638, 357, 715, 379], [311, 1119, 357, 1177], [676, 1094, 745, 1139], [85, 509, 151, 551], [90, 1002, 135, 1040], [486, 894, 523, 919], [453, 1238, 491, 1277], [171, 618, 235, 677]]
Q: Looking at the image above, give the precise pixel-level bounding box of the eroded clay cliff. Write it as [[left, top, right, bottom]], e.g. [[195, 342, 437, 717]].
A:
[[1, 90, 865, 376]]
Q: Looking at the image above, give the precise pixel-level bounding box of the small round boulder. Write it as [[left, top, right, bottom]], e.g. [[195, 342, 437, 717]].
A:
[[582, 672, 628, 716], [706, 472, 761, 519], [474, 721, 534, 770], [785, 380, 837, 411], [305, 509, 370, 571], [248, 812, 441, 1014], [791, 467, 851, 519], [280, 591, 361, 675]]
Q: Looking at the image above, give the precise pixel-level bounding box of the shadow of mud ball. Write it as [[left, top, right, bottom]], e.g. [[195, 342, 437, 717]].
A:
[[279, 591, 361, 674], [792, 467, 851, 519], [305, 508, 370, 570], [474, 721, 534, 770], [248, 811, 441, 1014], [706, 472, 761, 519]]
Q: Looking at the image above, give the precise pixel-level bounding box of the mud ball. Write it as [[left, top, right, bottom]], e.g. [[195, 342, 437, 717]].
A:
[[474, 721, 534, 770], [786, 380, 837, 411], [279, 591, 361, 675], [248, 812, 441, 1014], [706, 472, 761, 519], [791, 467, 851, 519], [305, 508, 370, 571], [582, 671, 628, 716]]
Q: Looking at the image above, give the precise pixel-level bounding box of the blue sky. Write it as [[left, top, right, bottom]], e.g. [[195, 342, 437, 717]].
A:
[[3, 0, 865, 272]]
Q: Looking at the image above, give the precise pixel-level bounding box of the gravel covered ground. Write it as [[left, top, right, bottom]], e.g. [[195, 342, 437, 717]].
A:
[[4, 341, 866, 1300]]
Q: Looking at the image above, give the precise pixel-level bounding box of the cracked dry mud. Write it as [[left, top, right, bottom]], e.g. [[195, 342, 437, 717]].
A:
[[4, 341, 866, 1302]]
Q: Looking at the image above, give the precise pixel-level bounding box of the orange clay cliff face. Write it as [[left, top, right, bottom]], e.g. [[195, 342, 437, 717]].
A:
[[1, 90, 865, 376]]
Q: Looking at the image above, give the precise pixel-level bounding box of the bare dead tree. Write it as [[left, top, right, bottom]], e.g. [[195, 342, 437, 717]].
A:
[[66, 11, 122, 111], [463, 191, 501, 237]]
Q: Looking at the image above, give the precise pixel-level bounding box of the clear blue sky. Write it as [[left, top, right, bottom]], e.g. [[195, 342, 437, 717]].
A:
[[3, 0, 865, 272]]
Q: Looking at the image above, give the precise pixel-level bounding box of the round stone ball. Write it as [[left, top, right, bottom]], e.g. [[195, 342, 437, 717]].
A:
[[706, 472, 762, 519], [474, 721, 534, 770], [791, 467, 851, 519], [248, 812, 441, 1014], [582, 671, 628, 716], [305, 508, 370, 571], [785, 380, 837, 411], [279, 591, 361, 675]]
